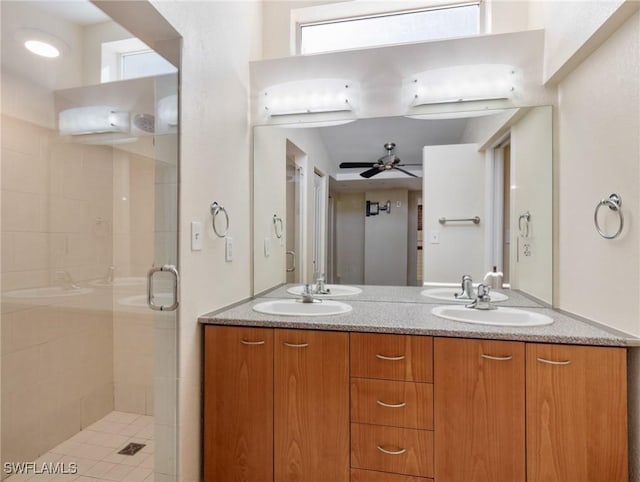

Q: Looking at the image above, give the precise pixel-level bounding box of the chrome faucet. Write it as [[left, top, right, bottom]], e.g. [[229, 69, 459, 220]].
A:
[[455, 274, 474, 300], [299, 284, 318, 303], [465, 283, 497, 311], [55, 270, 80, 290], [313, 272, 330, 295]]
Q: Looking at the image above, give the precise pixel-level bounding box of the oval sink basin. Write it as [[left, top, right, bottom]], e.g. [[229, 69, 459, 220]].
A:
[[89, 277, 146, 287], [3, 286, 93, 299], [421, 287, 508, 303], [253, 299, 352, 316], [287, 284, 362, 297], [432, 305, 553, 327]]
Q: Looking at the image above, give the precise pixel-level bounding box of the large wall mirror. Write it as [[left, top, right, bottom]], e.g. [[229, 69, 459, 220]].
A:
[[254, 106, 552, 304]]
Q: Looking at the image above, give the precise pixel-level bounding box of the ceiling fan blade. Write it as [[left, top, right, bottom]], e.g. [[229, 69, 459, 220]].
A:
[[360, 167, 383, 178], [339, 162, 377, 168], [397, 163, 422, 166], [393, 166, 418, 178]]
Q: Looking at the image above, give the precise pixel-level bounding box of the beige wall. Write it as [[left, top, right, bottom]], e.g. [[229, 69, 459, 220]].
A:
[[333, 192, 365, 284], [148, 2, 263, 481]]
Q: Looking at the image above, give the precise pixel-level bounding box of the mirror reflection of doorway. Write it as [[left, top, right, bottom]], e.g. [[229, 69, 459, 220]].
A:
[[285, 141, 304, 283]]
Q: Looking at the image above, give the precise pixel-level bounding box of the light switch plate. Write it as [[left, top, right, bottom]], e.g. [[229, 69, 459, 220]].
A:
[[191, 222, 202, 251], [225, 237, 233, 262], [264, 237, 271, 257]]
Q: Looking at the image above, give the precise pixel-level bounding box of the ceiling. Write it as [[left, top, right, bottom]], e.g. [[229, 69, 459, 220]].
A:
[[32, 1, 110, 26], [318, 115, 467, 192]]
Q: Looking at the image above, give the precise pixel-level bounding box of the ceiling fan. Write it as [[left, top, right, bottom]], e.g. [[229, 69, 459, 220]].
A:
[[339, 142, 421, 178]]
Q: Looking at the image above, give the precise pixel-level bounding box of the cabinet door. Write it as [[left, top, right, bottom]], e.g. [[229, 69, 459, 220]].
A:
[[275, 329, 349, 482], [203, 326, 273, 482], [526, 344, 628, 482], [434, 337, 525, 482]]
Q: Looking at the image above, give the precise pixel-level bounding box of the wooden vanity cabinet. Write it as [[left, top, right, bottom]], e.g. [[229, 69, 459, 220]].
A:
[[275, 329, 350, 482], [434, 338, 526, 482], [203, 326, 274, 482], [526, 343, 628, 482], [203, 326, 349, 482]]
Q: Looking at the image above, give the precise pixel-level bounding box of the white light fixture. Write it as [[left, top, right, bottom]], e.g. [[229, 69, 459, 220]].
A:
[[261, 79, 358, 116], [59, 106, 130, 136], [16, 28, 69, 59], [157, 94, 178, 130], [408, 65, 518, 106]]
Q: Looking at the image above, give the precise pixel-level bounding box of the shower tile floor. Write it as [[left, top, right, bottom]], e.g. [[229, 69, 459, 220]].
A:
[[8, 412, 154, 482]]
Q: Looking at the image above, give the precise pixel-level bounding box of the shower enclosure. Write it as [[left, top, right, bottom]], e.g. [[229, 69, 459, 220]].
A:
[[1, 2, 180, 481]]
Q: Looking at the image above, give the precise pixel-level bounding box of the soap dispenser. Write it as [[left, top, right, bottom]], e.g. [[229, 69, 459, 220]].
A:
[[483, 266, 503, 289]]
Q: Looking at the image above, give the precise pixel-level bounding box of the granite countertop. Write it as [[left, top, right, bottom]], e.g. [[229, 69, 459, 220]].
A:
[[199, 289, 640, 347]]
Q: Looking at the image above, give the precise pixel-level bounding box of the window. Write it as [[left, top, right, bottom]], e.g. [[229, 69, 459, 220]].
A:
[[101, 38, 177, 83], [298, 3, 480, 55]]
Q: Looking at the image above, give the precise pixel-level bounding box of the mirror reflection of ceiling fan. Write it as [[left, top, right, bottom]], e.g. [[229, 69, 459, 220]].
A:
[[339, 142, 421, 178]]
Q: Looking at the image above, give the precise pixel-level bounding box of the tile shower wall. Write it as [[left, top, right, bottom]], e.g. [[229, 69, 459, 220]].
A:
[[1, 115, 114, 467]]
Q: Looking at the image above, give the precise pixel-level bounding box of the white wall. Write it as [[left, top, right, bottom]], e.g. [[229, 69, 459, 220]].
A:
[[364, 190, 408, 285], [509, 106, 552, 303], [556, 11, 640, 336], [148, 2, 263, 481], [423, 144, 486, 283]]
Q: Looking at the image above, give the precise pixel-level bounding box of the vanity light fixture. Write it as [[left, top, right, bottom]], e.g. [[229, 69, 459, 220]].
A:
[[59, 105, 130, 136], [16, 28, 69, 59], [408, 64, 518, 106], [157, 94, 178, 130], [261, 78, 358, 116]]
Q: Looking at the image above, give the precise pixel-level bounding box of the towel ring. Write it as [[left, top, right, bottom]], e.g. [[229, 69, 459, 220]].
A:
[[210, 201, 229, 238], [518, 212, 531, 237], [594, 193, 623, 239], [273, 215, 284, 239]]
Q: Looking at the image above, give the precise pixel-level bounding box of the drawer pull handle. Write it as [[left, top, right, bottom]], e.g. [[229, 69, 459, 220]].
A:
[[377, 445, 407, 456], [376, 400, 407, 409], [283, 342, 309, 348], [481, 354, 513, 361], [240, 339, 265, 346], [375, 354, 405, 361], [537, 357, 571, 366]]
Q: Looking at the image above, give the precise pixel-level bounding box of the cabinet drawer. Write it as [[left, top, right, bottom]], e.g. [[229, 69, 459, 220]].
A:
[[351, 378, 433, 430], [351, 468, 432, 482], [351, 423, 433, 478], [351, 333, 433, 382]]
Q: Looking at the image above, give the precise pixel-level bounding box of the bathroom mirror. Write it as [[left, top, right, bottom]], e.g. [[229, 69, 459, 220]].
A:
[[253, 106, 552, 304]]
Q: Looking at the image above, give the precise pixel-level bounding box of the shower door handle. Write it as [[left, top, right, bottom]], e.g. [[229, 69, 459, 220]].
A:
[[147, 264, 180, 311]]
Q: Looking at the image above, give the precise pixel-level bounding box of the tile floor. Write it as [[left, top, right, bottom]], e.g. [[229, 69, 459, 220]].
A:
[[7, 412, 154, 482]]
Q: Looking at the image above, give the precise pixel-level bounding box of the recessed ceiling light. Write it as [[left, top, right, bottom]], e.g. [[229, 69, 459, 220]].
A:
[[24, 39, 60, 58], [15, 28, 69, 59]]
